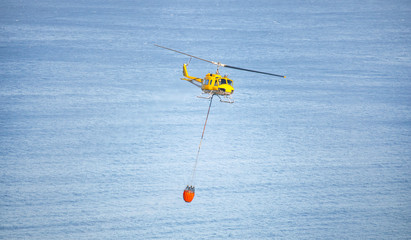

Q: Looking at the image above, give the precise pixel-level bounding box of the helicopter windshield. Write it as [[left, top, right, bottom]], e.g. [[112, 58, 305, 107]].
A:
[[227, 80, 233, 86], [220, 79, 227, 85]]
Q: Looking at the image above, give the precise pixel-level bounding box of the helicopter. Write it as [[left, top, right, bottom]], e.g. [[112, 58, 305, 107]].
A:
[[154, 44, 286, 103]]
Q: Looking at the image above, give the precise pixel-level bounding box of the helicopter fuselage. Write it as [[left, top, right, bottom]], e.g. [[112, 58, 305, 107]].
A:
[[181, 64, 234, 96]]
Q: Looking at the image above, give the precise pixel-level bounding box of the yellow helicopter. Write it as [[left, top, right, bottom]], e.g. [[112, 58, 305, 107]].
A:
[[154, 44, 285, 103]]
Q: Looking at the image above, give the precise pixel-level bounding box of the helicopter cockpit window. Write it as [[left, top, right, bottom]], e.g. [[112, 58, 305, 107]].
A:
[[220, 79, 227, 85], [227, 80, 233, 86]]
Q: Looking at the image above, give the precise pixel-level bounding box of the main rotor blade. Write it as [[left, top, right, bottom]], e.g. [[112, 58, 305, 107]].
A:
[[155, 44, 286, 78], [223, 64, 286, 78], [154, 44, 216, 65]]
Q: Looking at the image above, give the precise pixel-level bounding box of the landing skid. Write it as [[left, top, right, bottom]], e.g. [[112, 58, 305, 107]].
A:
[[197, 92, 234, 103], [217, 94, 234, 104], [197, 93, 213, 100]]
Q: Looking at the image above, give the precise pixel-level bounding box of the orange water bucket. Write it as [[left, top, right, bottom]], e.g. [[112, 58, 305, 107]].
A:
[[183, 186, 195, 203]]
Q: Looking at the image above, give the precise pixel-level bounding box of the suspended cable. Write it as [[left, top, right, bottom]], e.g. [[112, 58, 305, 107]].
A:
[[190, 94, 214, 184], [184, 95, 214, 203]]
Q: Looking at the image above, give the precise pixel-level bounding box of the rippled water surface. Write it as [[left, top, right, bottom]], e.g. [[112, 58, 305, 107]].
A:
[[1, 0, 410, 239]]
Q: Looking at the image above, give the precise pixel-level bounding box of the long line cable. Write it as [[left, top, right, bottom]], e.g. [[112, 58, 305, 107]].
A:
[[190, 94, 214, 185]]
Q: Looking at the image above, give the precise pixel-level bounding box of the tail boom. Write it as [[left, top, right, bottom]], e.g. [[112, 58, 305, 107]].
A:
[[182, 64, 202, 83]]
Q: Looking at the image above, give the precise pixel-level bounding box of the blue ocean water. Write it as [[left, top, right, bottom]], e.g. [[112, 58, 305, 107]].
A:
[[1, 0, 410, 239]]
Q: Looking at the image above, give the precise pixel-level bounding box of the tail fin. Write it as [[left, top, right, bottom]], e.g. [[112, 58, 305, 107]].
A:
[[183, 64, 190, 78]]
